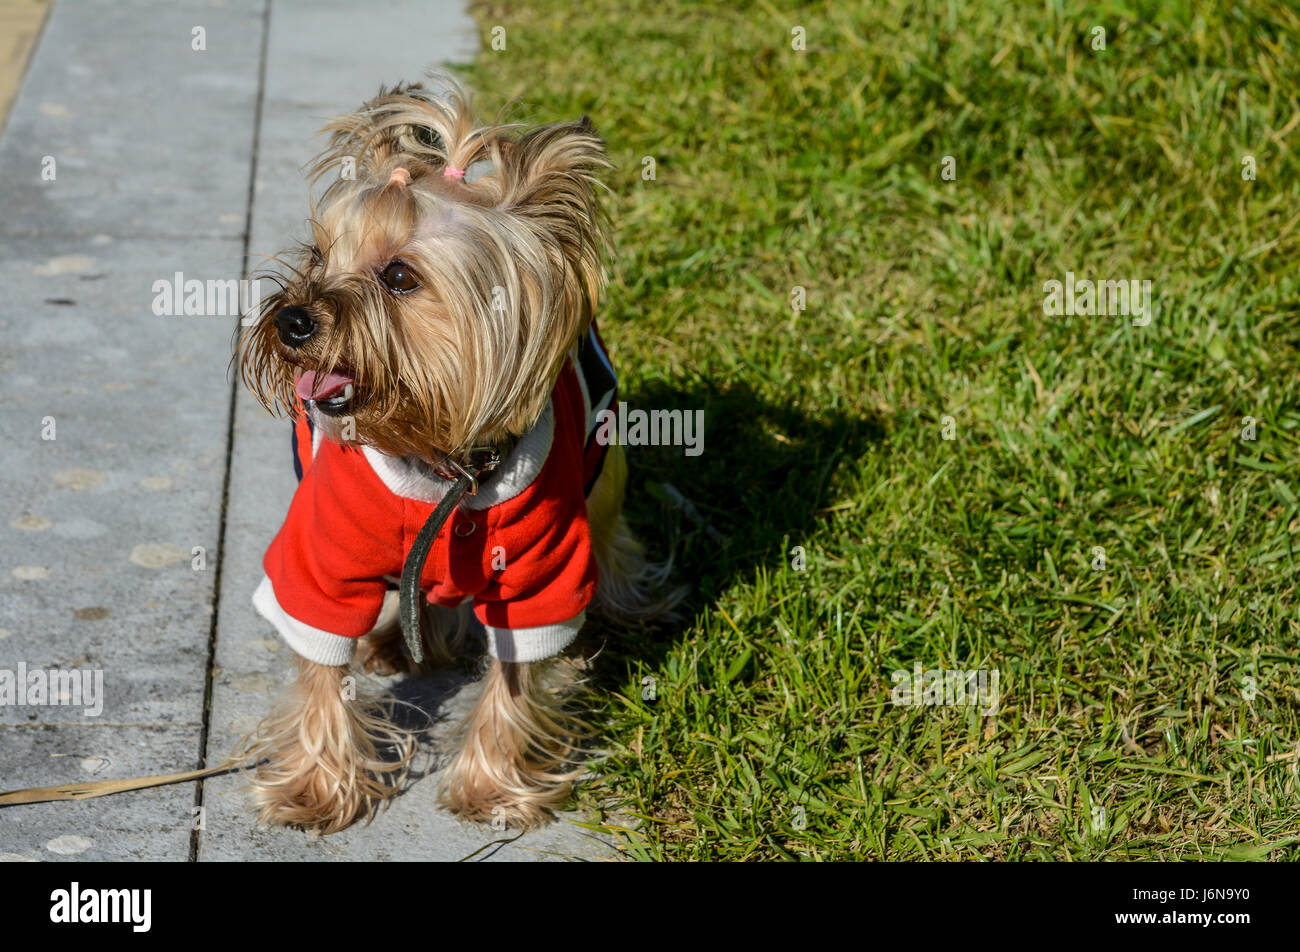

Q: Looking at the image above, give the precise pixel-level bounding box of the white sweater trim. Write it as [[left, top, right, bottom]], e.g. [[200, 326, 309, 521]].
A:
[[254, 576, 578, 666], [252, 576, 358, 667], [483, 612, 585, 663]]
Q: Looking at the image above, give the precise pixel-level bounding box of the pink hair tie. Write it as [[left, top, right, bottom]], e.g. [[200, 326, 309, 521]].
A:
[[389, 167, 411, 187], [443, 166, 465, 180]]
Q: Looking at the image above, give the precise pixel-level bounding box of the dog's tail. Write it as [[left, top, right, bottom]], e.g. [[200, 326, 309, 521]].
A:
[[591, 513, 687, 626], [586, 443, 687, 627]]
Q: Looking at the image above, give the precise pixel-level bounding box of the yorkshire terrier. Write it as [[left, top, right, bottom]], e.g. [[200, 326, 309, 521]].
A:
[[238, 75, 675, 833]]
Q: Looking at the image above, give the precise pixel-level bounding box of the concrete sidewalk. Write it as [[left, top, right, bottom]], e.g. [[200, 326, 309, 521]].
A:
[[0, 0, 619, 862]]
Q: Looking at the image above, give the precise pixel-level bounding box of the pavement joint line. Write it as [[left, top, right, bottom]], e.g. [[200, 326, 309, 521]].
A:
[[0, 722, 207, 729], [0, 231, 245, 240], [188, 0, 272, 864]]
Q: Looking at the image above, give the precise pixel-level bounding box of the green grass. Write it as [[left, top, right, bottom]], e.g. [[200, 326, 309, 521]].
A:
[[462, 0, 1300, 859]]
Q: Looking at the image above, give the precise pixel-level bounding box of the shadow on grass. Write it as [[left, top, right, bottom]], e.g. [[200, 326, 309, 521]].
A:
[[577, 378, 886, 682]]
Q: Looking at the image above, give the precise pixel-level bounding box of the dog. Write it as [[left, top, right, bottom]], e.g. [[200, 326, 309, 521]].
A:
[[237, 75, 676, 833]]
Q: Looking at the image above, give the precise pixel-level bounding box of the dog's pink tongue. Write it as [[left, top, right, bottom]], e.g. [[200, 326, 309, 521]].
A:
[[295, 370, 353, 401]]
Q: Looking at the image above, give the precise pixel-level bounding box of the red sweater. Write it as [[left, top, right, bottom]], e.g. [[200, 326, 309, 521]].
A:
[[253, 326, 617, 665]]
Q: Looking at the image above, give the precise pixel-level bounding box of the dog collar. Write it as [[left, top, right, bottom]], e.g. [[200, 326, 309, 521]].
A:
[[428, 442, 511, 495]]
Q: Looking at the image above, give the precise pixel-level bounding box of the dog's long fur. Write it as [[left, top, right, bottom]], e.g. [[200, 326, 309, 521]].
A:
[[437, 657, 589, 829], [237, 75, 678, 833], [243, 655, 414, 834]]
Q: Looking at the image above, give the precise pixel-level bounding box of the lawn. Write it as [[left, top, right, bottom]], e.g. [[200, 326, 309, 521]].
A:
[[462, 0, 1300, 859]]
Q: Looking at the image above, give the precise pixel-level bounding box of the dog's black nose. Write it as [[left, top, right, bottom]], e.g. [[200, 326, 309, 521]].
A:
[[274, 306, 316, 347]]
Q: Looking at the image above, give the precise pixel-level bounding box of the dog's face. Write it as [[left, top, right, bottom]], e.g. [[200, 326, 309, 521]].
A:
[[241, 81, 611, 462]]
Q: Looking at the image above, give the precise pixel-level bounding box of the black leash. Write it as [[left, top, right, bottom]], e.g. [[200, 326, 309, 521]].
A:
[[399, 448, 501, 663]]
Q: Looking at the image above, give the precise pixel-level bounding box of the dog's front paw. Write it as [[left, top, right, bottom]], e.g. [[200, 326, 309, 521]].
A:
[[439, 782, 564, 831], [242, 657, 414, 835], [251, 759, 376, 835], [436, 658, 585, 831]]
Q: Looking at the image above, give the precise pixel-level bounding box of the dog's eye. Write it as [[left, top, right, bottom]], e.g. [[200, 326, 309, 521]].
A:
[[380, 261, 419, 294]]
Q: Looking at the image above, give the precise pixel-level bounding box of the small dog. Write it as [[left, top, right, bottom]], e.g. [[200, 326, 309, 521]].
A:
[[238, 76, 674, 833]]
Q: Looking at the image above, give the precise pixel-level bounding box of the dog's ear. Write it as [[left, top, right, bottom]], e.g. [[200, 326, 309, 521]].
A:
[[486, 117, 613, 438], [498, 116, 610, 211], [496, 116, 613, 322]]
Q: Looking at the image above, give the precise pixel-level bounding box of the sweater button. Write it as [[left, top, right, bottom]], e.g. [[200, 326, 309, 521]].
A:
[[454, 521, 476, 538]]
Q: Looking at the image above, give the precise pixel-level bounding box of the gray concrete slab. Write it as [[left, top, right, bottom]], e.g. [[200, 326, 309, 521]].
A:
[[0, 724, 201, 861], [0, 235, 237, 727], [0, 0, 264, 238]]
